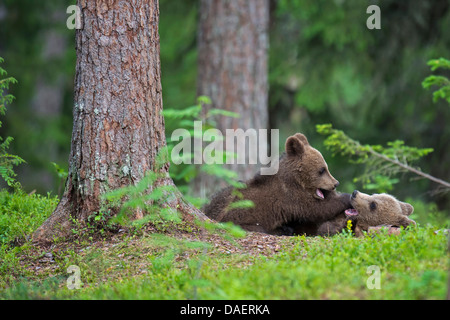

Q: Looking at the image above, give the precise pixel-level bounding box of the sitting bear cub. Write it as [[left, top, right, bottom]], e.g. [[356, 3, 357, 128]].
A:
[[290, 190, 415, 237], [203, 133, 352, 235]]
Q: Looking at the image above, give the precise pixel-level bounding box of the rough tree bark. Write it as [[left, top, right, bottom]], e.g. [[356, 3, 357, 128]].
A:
[[33, 0, 206, 244], [194, 0, 270, 198]]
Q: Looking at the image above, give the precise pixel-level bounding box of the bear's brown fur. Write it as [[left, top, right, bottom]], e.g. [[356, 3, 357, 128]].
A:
[[291, 190, 416, 236], [288, 212, 357, 236], [349, 190, 415, 235], [203, 133, 352, 235]]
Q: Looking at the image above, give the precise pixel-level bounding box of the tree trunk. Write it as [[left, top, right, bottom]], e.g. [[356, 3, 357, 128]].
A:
[[194, 0, 270, 198], [33, 0, 207, 244]]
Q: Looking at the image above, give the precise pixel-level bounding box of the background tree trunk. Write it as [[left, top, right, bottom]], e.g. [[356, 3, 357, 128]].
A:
[[194, 0, 270, 198], [34, 0, 206, 244]]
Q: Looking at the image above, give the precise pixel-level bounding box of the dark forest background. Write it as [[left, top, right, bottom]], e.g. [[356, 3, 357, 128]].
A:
[[0, 0, 449, 212]]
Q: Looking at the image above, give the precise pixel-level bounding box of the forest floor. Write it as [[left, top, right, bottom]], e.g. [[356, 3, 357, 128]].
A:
[[17, 223, 295, 281], [0, 189, 448, 300], [2, 221, 448, 300]]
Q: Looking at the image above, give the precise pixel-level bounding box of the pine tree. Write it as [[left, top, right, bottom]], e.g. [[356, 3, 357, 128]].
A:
[[33, 0, 207, 244]]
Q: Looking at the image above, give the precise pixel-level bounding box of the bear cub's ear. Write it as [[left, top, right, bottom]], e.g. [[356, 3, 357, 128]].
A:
[[294, 133, 310, 146], [286, 134, 308, 157], [399, 201, 414, 216]]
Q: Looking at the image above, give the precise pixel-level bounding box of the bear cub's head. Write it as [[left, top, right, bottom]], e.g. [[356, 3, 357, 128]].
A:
[[284, 133, 340, 201], [345, 190, 415, 230]]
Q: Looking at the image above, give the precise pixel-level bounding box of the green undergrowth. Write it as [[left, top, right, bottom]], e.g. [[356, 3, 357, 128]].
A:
[[0, 189, 448, 300], [0, 188, 58, 245], [66, 227, 448, 300]]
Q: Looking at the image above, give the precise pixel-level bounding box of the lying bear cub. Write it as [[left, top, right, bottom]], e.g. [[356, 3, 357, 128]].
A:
[[287, 190, 416, 237]]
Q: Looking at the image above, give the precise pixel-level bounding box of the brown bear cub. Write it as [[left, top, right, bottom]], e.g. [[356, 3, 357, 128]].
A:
[[203, 133, 352, 235], [348, 190, 415, 236], [291, 190, 416, 237]]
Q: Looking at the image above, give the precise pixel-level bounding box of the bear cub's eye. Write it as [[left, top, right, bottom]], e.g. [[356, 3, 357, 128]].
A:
[[370, 201, 377, 211], [318, 167, 326, 175]]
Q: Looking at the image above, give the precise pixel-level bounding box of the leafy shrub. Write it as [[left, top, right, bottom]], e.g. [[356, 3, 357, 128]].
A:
[[102, 168, 181, 229], [0, 57, 25, 187], [163, 96, 244, 207], [422, 57, 450, 104], [316, 123, 447, 194]]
